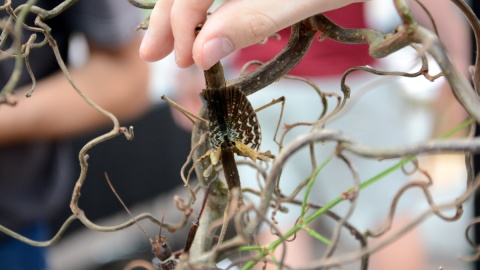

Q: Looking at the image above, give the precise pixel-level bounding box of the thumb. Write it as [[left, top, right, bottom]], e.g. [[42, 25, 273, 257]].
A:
[[192, 0, 367, 70], [192, 1, 286, 70]]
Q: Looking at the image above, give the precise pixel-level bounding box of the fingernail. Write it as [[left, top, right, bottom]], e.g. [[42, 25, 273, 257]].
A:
[[202, 37, 234, 69]]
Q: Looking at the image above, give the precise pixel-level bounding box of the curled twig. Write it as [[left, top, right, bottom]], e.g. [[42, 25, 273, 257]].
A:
[[319, 152, 361, 269], [461, 217, 480, 262]]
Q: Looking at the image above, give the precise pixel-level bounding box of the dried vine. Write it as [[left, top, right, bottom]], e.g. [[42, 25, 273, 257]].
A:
[[0, 0, 479, 270]]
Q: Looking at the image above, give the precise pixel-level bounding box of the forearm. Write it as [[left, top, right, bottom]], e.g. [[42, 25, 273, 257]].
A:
[[0, 36, 149, 145]]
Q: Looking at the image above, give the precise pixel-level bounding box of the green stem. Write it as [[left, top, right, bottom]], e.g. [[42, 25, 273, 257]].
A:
[[241, 118, 473, 270], [300, 155, 333, 218]]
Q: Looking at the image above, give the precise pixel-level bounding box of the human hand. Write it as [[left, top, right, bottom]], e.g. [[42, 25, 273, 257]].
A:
[[139, 0, 368, 70]]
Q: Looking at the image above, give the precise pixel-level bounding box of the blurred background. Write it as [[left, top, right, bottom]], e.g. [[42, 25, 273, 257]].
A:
[[23, 0, 474, 269]]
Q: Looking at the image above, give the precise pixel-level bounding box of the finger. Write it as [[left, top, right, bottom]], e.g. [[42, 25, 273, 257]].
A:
[[192, 0, 367, 69], [192, 0, 281, 70], [170, 0, 214, 68], [139, 0, 175, 62]]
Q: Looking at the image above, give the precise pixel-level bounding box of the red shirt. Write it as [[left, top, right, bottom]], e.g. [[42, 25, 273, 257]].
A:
[[233, 3, 375, 77]]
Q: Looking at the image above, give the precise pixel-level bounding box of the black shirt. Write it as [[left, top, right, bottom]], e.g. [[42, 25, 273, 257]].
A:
[[0, 0, 140, 230]]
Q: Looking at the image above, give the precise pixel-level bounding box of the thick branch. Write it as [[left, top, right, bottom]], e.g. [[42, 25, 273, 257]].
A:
[[227, 19, 317, 96], [309, 14, 411, 59]]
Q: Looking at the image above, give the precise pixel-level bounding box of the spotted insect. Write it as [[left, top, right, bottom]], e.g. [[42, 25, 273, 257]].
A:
[[161, 58, 283, 246], [200, 85, 272, 167]]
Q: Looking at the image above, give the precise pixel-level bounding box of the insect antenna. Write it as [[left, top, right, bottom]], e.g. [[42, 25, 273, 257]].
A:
[[158, 212, 165, 237], [104, 172, 174, 268], [104, 172, 154, 243]]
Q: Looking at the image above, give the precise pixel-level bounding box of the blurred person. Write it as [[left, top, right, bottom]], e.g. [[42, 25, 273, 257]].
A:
[[0, 1, 149, 269], [237, 1, 469, 269], [48, 62, 205, 269], [139, 0, 367, 69], [140, 0, 471, 269], [229, 3, 422, 268]]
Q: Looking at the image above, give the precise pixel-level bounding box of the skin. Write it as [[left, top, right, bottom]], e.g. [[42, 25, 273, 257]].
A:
[[139, 0, 368, 70], [0, 35, 149, 145]]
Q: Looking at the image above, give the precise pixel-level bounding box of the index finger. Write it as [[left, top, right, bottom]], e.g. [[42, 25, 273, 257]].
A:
[[170, 0, 214, 67], [139, 0, 175, 62]]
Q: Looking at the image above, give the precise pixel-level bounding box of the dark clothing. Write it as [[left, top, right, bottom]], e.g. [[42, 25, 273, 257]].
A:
[[0, 141, 72, 230], [0, 221, 49, 269], [51, 104, 191, 232], [0, 0, 140, 239], [0, 1, 141, 269]]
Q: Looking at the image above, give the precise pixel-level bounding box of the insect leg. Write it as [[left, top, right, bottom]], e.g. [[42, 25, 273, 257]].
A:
[[182, 177, 217, 254], [254, 96, 286, 147], [161, 95, 208, 124]]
